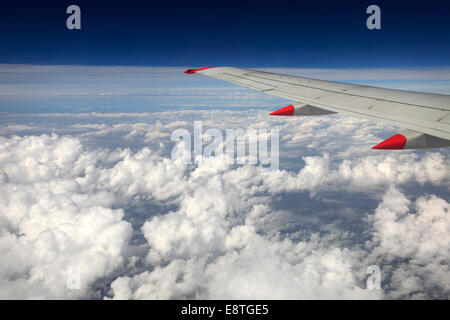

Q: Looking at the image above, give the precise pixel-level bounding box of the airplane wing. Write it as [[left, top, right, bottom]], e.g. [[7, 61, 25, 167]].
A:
[[184, 67, 450, 149]]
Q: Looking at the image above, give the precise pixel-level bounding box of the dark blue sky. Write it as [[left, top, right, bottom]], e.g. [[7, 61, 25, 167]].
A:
[[1, 0, 450, 67]]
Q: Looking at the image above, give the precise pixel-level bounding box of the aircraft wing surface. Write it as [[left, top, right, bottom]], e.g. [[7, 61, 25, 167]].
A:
[[185, 67, 450, 149]]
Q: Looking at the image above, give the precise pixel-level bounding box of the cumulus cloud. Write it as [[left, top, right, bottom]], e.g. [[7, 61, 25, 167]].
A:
[[0, 135, 134, 298], [0, 108, 448, 299], [110, 183, 450, 300], [110, 234, 380, 300], [1, 61, 449, 300], [366, 188, 450, 299]]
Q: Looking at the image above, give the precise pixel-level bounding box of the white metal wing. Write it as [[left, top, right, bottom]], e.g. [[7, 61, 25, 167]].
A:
[[184, 67, 450, 149]]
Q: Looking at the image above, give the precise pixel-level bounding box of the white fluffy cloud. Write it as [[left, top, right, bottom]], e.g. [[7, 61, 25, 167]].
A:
[[0, 135, 133, 298], [366, 188, 450, 299], [111, 182, 450, 300], [0, 109, 448, 299]]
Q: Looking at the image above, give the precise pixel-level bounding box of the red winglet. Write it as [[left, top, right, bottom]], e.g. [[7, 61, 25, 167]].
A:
[[372, 134, 407, 150], [184, 67, 215, 74], [270, 105, 295, 116]]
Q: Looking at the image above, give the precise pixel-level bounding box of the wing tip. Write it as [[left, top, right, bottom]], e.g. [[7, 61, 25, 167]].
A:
[[184, 67, 216, 74]]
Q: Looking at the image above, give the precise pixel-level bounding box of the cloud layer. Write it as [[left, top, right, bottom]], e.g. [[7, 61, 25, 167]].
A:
[[0, 108, 448, 300]]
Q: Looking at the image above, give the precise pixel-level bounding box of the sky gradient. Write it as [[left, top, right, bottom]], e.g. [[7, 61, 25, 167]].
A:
[[1, 0, 450, 67]]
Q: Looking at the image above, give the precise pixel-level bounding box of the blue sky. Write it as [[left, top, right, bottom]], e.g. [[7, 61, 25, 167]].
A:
[[1, 0, 450, 67], [1, 1, 450, 112], [2, 0, 450, 114]]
